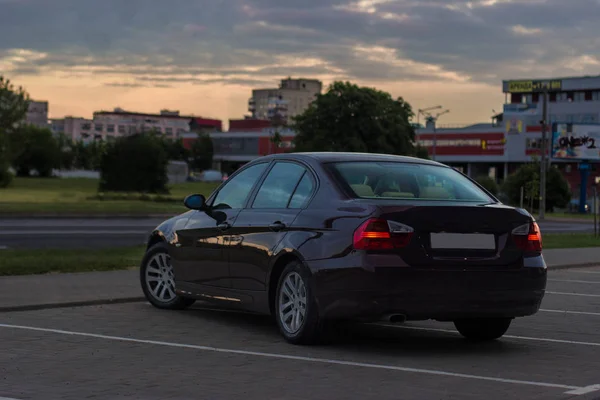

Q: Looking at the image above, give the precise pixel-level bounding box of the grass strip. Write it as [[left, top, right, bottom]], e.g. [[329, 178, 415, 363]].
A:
[[0, 246, 145, 276]]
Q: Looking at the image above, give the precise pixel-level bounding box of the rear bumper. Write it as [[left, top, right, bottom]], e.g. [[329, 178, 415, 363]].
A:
[[308, 255, 547, 321]]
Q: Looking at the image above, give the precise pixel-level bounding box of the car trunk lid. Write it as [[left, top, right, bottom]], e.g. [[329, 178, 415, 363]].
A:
[[376, 202, 534, 268]]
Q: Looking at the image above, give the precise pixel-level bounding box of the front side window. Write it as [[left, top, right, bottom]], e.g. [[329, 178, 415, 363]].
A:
[[212, 163, 267, 209], [330, 161, 494, 202], [252, 162, 307, 209]]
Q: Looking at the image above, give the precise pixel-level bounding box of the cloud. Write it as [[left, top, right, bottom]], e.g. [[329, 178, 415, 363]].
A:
[[1, 0, 599, 91]]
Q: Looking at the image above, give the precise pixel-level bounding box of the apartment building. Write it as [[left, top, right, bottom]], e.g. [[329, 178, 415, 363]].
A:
[[248, 78, 322, 124], [25, 100, 49, 128], [51, 108, 222, 141]]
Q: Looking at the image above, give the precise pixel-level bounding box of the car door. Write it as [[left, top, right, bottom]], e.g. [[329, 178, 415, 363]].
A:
[[228, 161, 316, 291], [173, 162, 270, 288]]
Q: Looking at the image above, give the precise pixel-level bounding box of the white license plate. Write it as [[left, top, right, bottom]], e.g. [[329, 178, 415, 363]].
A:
[[430, 233, 495, 250]]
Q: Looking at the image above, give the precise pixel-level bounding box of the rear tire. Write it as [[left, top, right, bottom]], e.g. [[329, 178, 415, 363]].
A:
[[454, 317, 512, 341], [140, 242, 196, 310], [274, 261, 323, 345]]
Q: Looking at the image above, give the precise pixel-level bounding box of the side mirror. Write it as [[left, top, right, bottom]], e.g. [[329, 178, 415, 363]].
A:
[[184, 194, 206, 210]]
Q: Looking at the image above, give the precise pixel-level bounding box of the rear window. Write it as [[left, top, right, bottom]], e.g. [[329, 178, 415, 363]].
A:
[[330, 161, 494, 202]]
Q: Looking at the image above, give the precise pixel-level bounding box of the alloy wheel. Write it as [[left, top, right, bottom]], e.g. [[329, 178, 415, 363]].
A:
[[278, 271, 307, 334], [144, 252, 176, 303]]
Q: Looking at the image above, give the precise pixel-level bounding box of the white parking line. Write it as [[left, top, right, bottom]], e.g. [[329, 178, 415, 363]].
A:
[[378, 324, 600, 348], [547, 291, 600, 297], [0, 323, 595, 395], [549, 279, 600, 284], [0, 397, 22, 400], [0, 231, 147, 235], [540, 309, 600, 317]]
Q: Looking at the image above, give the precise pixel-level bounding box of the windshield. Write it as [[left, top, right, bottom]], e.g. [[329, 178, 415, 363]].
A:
[[330, 161, 495, 202]]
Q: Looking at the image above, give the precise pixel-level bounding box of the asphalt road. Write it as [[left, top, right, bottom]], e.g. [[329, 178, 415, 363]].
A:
[[0, 217, 597, 250], [0, 218, 165, 249], [2, 267, 600, 399]]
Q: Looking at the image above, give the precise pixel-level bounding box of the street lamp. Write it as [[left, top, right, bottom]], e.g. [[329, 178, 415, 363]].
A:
[[420, 108, 450, 161]]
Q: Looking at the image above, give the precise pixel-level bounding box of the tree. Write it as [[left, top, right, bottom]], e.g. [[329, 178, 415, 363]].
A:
[[474, 175, 499, 196], [9, 124, 61, 177], [163, 137, 190, 161], [0, 75, 30, 186], [72, 140, 105, 171], [292, 81, 420, 156], [502, 163, 571, 212], [189, 132, 213, 171], [99, 133, 170, 194]]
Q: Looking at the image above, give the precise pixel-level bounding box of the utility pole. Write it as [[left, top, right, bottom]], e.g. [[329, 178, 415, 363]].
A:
[[539, 88, 549, 220]]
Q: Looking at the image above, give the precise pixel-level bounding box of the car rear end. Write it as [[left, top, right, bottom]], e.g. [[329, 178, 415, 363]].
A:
[[310, 160, 547, 322]]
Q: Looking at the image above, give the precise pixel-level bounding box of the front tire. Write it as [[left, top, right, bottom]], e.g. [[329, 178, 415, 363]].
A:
[[140, 242, 195, 310], [454, 317, 512, 341], [275, 261, 323, 345]]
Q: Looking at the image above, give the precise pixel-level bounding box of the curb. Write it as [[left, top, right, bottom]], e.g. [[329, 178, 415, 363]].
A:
[[0, 296, 145, 313], [547, 262, 600, 270], [543, 217, 595, 224]]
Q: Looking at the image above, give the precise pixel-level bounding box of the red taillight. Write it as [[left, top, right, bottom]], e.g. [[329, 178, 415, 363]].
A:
[[353, 218, 413, 250], [512, 222, 542, 252]]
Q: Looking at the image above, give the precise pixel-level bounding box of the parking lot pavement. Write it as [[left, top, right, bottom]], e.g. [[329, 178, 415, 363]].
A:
[[2, 268, 600, 400], [0, 270, 142, 312]]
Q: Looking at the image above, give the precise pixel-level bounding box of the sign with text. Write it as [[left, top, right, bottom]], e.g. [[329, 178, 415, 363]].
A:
[[507, 80, 562, 93], [551, 123, 600, 160]]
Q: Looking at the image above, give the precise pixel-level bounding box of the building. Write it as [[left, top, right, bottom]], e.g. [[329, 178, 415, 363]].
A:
[[51, 108, 222, 142], [417, 74, 600, 198], [181, 127, 295, 173], [25, 100, 49, 128], [248, 78, 322, 124], [50, 117, 94, 140], [228, 118, 273, 132]]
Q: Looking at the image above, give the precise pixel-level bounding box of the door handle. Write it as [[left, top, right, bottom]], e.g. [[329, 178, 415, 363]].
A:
[[217, 222, 231, 231], [269, 221, 286, 232]]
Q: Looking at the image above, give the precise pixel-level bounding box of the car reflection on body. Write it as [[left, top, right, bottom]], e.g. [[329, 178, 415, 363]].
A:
[[140, 152, 547, 345]]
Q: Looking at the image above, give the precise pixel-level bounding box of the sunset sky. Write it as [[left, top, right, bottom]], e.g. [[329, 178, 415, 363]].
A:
[[2, 0, 599, 129]]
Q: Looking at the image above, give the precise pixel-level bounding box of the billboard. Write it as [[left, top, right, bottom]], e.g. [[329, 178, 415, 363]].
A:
[[551, 123, 600, 160], [507, 80, 562, 93]]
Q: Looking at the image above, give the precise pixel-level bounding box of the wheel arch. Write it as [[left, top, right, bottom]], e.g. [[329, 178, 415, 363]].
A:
[[146, 230, 166, 250]]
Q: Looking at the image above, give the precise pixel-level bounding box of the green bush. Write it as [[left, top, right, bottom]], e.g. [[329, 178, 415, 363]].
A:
[[502, 163, 570, 212], [9, 125, 61, 177], [99, 133, 170, 194], [474, 175, 499, 196], [0, 163, 13, 188]]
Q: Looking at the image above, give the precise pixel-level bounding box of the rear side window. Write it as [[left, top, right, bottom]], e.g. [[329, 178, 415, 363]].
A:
[[288, 173, 314, 208], [330, 161, 493, 202]]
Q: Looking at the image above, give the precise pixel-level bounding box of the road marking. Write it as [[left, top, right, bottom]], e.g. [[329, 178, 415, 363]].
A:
[[0, 397, 22, 400], [377, 324, 600, 348], [0, 246, 7, 250], [540, 309, 600, 317], [565, 384, 600, 395], [0, 323, 593, 395], [547, 291, 600, 298], [0, 230, 148, 236], [549, 278, 600, 284]]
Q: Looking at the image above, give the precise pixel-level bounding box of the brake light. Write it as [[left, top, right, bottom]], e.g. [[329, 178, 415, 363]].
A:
[[511, 222, 542, 252], [353, 218, 414, 250]]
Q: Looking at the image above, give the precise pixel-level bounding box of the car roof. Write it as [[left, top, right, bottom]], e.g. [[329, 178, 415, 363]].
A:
[[258, 152, 446, 166]]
